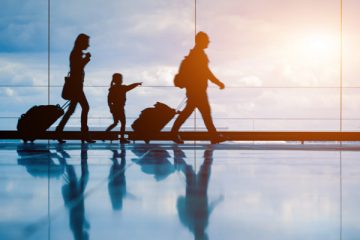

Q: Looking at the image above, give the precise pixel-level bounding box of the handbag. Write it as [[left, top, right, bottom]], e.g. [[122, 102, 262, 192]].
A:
[[61, 72, 73, 100]]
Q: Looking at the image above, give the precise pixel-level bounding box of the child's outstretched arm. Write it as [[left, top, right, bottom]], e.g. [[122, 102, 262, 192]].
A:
[[126, 82, 142, 91]]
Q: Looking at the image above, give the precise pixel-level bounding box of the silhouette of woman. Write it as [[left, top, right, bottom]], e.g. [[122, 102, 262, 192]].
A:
[[56, 33, 95, 143], [61, 145, 90, 240]]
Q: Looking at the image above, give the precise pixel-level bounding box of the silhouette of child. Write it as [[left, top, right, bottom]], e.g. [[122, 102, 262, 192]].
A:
[[105, 73, 142, 143]]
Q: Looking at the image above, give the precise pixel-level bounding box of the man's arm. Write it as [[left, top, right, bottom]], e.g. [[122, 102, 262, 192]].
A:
[[208, 69, 225, 89], [126, 82, 142, 91]]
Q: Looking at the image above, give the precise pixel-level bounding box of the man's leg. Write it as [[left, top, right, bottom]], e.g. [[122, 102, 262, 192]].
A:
[[197, 95, 217, 134], [171, 99, 195, 133], [171, 98, 195, 143], [197, 94, 226, 144]]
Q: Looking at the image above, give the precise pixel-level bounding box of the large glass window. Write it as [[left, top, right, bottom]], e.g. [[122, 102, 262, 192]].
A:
[[0, 1, 48, 130], [0, 0, 355, 132], [197, 0, 341, 130]]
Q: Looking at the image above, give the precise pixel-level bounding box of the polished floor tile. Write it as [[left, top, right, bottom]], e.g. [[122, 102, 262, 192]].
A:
[[0, 142, 359, 240]]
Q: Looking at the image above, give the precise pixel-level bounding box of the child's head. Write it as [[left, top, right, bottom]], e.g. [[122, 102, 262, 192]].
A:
[[111, 73, 123, 86]]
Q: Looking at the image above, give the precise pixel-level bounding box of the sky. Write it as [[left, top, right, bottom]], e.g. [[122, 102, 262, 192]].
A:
[[0, 0, 359, 131]]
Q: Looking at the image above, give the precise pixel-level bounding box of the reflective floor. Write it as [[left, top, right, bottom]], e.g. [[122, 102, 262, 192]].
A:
[[0, 141, 359, 240]]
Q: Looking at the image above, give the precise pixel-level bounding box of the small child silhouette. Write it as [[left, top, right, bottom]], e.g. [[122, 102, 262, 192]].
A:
[[105, 73, 142, 143]]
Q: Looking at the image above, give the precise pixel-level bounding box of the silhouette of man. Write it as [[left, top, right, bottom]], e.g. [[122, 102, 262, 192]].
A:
[[56, 33, 95, 144], [171, 32, 225, 144], [176, 148, 223, 240]]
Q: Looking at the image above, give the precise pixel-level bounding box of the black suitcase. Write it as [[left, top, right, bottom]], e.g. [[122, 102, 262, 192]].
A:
[[17, 102, 69, 143], [131, 102, 178, 143]]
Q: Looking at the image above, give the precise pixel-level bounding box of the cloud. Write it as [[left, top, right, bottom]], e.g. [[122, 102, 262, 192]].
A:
[[0, 54, 49, 120], [0, 54, 47, 86], [1, 0, 360, 130], [4, 88, 15, 97], [0, 0, 48, 52]]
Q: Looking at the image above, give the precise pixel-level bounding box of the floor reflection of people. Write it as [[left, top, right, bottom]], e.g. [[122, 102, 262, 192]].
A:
[[176, 147, 223, 240], [108, 145, 127, 211], [17, 144, 64, 178], [61, 144, 90, 240], [132, 145, 176, 181]]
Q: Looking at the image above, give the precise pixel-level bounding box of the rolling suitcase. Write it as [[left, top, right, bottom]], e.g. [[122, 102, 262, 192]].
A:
[[131, 100, 185, 143], [17, 146, 64, 178], [17, 101, 70, 143]]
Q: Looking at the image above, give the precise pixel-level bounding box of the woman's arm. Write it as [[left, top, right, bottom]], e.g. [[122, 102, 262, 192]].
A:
[[81, 52, 91, 68]]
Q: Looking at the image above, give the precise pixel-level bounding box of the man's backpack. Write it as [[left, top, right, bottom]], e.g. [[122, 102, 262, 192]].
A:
[[174, 55, 192, 89]]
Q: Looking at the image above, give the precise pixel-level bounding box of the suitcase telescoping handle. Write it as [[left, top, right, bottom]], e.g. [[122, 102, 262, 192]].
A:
[[176, 97, 187, 113], [61, 100, 71, 110]]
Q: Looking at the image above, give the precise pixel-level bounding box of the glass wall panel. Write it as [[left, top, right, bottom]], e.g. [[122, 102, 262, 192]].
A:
[[343, 0, 360, 131], [197, 0, 341, 131], [48, 2, 194, 240], [0, 2, 49, 237], [49, 0, 195, 130], [0, 1, 48, 130]]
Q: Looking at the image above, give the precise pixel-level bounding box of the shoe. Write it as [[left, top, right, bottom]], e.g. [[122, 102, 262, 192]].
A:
[[172, 134, 184, 144], [81, 130, 96, 144], [55, 127, 66, 144], [210, 133, 227, 144], [120, 138, 131, 144]]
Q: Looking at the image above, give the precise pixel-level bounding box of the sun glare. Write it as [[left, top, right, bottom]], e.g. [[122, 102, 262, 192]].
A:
[[292, 34, 339, 64], [302, 34, 337, 54]]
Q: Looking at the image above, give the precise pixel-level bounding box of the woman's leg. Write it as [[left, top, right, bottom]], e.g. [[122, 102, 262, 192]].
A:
[[56, 100, 78, 131], [55, 100, 77, 143], [77, 91, 95, 143], [171, 99, 195, 133], [78, 91, 90, 133]]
